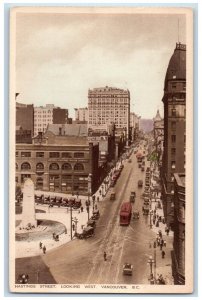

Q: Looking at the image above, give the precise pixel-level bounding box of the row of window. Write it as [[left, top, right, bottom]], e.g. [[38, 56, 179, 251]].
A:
[[16, 162, 85, 171], [16, 151, 85, 158]]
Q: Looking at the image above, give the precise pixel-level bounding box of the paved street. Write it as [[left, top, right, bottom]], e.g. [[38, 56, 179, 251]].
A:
[[16, 144, 173, 285]]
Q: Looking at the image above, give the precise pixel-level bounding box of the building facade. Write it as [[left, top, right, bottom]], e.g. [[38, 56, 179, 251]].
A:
[[153, 110, 164, 166], [88, 86, 130, 144], [74, 107, 88, 123], [16, 103, 34, 137], [161, 43, 186, 228], [34, 104, 69, 136], [16, 132, 99, 195], [172, 173, 185, 284], [16, 126, 32, 144]]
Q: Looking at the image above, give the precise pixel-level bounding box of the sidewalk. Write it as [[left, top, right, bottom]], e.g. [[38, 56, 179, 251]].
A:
[[148, 164, 174, 285]]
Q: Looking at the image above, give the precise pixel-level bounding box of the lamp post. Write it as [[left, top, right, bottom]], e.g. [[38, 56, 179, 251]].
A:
[[147, 255, 155, 284]]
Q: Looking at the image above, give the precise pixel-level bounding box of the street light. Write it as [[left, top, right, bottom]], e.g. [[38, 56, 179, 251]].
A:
[[147, 255, 155, 284]]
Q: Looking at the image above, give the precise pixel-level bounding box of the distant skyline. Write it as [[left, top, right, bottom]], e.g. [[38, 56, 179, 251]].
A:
[[15, 8, 186, 119]]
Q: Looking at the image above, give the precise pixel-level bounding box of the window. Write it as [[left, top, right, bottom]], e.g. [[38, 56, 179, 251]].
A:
[[171, 109, 176, 117], [21, 152, 31, 157], [16, 151, 19, 157], [171, 121, 176, 129], [36, 163, 44, 170], [21, 174, 31, 183], [15, 176, 18, 183], [49, 152, 60, 158], [16, 163, 18, 170], [171, 161, 176, 169], [74, 163, 84, 171], [171, 135, 176, 143], [171, 148, 176, 155], [36, 152, 44, 157], [61, 152, 72, 158], [49, 163, 59, 170], [21, 162, 31, 170], [74, 152, 84, 158], [62, 163, 72, 170]]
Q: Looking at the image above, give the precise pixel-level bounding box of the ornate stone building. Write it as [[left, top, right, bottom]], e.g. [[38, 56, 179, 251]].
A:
[[161, 43, 186, 228]]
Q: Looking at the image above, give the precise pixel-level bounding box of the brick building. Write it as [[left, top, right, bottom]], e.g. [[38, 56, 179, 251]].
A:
[[16, 103, 34, 137], [16, 129, 99, 195]]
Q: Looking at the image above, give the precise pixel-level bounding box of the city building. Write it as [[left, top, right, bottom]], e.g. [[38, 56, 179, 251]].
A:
[[16, 103, 34, 137], [130, 112, 141, 142], [34, 104, 69, 136], [88, 86, 130, 144], [87, 123, 115, 167], [16, 129, 99, 195], [161, 43, 186, 228], [172, 173, 185, 284], [16, 126, 32, 144], [153, 109, 164, 166], [74, 107, 88, 123]]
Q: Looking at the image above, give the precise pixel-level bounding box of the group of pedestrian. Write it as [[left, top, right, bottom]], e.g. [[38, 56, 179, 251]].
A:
[[155, 231, 166, 259], [39, 241, 46, 254]]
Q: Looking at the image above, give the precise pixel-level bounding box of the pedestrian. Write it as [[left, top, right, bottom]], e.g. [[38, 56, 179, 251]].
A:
[[43, 245, 46, 254], [164, 240, 167, 247], [104, 251, 107, 261], [159, 216, 162, 222], [160, 239, 163, 250], [39, 241, 42, 249], [156, 221, 159, 227], [166, 228, 170, 236], [95, 204, 98, 210], [97, 196, 99, 202], [53, 232, 56, 240], [80, 206, 83, 213], [72, 223, 75, 231], [161, 250, 165, 259], [153, 241, 156, 248]]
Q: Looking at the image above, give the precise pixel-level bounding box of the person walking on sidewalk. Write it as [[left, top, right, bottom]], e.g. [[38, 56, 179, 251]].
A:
[[43, 245, 46, 254], [104, 251, 107, 261], [39, 241, 42, 249], [161, 250, 165, 259]]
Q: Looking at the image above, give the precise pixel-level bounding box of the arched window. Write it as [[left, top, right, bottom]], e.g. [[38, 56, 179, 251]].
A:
[[21, 162, 31, 170], [74, 163, 84, 171], [49, 163, 59, 170], [36, 163, 44, 170], [62, 163, 72, 170], [16, 163, 18, 170]]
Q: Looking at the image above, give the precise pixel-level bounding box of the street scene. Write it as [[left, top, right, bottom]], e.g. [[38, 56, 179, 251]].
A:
[[10, 6, 193, 294]]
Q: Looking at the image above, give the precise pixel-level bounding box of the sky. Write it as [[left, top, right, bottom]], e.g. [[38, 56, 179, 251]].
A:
[[15, 8, 186, 119]]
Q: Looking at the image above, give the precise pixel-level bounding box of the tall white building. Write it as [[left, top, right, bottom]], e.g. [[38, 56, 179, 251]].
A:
[[88, 86, 130, 141]]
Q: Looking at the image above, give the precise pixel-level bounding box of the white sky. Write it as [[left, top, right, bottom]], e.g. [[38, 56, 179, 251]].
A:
[[15, 10, 186, 119]]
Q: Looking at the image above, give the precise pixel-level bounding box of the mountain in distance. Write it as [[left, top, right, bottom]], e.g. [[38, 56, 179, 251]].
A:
[[139, 119, 154, 133]]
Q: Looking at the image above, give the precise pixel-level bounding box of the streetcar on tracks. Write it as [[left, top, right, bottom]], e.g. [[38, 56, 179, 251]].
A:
[[120, 202, 132, 226]]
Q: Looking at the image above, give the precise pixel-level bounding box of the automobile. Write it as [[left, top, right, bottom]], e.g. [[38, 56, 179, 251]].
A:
[[119, 164, 124, 171], [110, 180, 116, 187], [91, 210, 100, 220], [35, 194, 44, 203], [110, 192, 116, 201], [130, 191, 136, 203], [61, 197, 68, 207], [50, 195, 56, 202], [133, 209, 140, 219], [76, 226, 94, 239], [138, 163, 142, 168], [68, 197, 76, 207], [138, 180, 143, 187], [123, 263, 133, 275], [142, 203, 150, 215], [87, 219, 96, 228], [55, 196, 62, 207], [128, 159, 132, 163], [44, 195, 50, 203], [74, 198, 82, 209], [141, 166, 145, 172], [142, 161, 145, 166]]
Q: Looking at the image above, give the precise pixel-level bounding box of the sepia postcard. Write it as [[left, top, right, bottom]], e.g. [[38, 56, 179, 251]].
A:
[[9, 6, 194, 294]]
